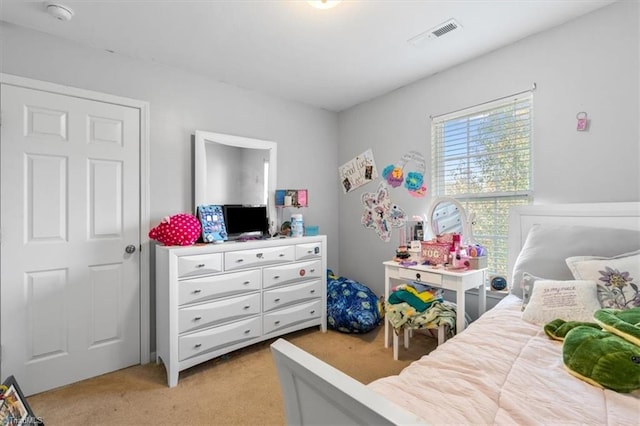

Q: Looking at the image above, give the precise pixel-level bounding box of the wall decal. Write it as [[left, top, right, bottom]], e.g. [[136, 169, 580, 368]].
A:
[[361, 182, 406, 242], [339, 149, 378, 194], [381, 150, 427, 197]]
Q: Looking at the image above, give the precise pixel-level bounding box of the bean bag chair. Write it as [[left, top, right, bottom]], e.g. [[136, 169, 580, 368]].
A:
[[326, 270, 382, 333]]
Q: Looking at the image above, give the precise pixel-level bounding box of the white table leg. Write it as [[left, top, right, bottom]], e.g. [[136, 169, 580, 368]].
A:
[[384, 266, 392, 348], [478, 271, 486, 316], [393, 331, 399, 360], [437, 325, 445, 345], [456, 290, 465, 334]]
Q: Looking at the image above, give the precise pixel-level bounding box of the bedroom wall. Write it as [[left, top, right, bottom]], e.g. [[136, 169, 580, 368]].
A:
[[337, 0, 639, 299], [0, 21, 340, 348]]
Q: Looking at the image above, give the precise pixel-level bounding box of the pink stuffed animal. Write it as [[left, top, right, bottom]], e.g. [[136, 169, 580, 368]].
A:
[[148, 213, 201, 246]]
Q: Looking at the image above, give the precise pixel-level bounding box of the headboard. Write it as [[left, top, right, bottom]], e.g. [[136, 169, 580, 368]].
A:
[[507, 202, 640, 292]]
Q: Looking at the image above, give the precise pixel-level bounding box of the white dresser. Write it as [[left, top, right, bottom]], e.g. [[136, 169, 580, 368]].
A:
[[155, 236, 327, 387]]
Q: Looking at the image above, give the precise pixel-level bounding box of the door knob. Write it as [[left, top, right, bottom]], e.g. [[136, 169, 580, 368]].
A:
[[125, 245, 136, 254]]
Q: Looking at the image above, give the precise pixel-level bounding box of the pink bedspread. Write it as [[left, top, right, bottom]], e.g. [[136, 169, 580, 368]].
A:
[[368, 295, 640, 425]]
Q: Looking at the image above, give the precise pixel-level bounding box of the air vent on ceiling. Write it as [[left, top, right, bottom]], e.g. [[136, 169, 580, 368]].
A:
[[408, 19, 462, 46]]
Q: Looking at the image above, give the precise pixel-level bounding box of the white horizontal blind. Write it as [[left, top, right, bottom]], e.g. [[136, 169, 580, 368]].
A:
[[431, 93, 533, 277]]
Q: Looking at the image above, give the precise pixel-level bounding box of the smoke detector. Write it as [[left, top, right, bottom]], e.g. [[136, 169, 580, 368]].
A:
[[408, 19, 462, 46], [44, 2, 74, 21]]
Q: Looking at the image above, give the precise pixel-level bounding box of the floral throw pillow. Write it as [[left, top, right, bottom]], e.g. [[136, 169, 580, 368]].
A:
[[566, 250, 640, 310]]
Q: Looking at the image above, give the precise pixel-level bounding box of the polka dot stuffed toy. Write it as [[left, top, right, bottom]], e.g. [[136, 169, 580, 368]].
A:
[[149, 213, 201, 246]]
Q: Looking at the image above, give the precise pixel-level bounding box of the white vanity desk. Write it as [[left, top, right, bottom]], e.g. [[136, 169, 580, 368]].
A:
[[156, 236, 327, 387], [383, 261, 486, 348]]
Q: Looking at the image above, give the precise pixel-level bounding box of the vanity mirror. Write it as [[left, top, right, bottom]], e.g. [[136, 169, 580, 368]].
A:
[[194, 130, 277, 233], [428, 197, 475, 244]]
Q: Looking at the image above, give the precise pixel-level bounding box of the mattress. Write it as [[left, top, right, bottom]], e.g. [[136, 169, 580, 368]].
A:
[[367, 294, 640, 425]]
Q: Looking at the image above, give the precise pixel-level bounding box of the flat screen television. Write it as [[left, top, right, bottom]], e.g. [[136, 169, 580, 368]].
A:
[[223, 205, 269, 239]]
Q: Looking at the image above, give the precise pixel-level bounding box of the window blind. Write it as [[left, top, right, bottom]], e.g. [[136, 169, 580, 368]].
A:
[[431, 93, 533, 277]]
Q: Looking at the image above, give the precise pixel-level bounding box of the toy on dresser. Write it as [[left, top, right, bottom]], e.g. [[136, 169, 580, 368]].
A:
[[148, 213, 201, 246], [197, 205, 228, 242]]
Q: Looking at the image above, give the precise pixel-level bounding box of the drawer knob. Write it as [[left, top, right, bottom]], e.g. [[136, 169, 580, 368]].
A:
[[307, 250, 313, 254], [274, 298, 280, 302], [196, 263, 205, 268], [244, 329, 251, 334], [275, 320, 280, 325], [194, 343, 202, 348], [279, 253, 285, 257], [193, 289, 202, 294], [194, 316, 202, 321], [310, 290, 315, 294], [236, 259, 244, 263], [244, 305, 250, 310], [310, 310, 316, 314], [273, 275, 280, 280], [415, 273, 421, 280], [243, 281, 250, 285], [310, 268, 315, 273], [256, 253, 263, 259]]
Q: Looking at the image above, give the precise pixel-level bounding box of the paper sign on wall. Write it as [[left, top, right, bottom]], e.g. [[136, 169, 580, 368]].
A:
[[339, 149, 378, 194]]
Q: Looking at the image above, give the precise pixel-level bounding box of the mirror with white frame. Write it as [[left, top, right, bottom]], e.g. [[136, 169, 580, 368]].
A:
[[194, 130, 277, 231], [428, 197, 475, 244]]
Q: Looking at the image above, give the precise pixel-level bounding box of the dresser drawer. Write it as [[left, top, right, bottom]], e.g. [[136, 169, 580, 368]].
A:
[[398, 268, 442, 286], [178, 253, 223, 278], [263, 279, 322, 312], [178, 293, 261, 334], [263, 299, 322, 335], [263, 259, 322, 289], [179, 269, 261, 306], [179, 316, 261, 361], [225, 246, 295, 271], [295, 242, 322, 260]]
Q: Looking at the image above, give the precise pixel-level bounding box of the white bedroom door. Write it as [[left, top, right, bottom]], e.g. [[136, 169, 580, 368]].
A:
[[0, 83, 141, 396]]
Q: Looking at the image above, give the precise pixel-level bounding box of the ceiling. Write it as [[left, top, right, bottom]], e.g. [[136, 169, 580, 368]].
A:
[[0, 0, 617, 112]]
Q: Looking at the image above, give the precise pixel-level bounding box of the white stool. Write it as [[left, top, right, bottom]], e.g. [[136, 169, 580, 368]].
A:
[[392, 324, 446, 360]]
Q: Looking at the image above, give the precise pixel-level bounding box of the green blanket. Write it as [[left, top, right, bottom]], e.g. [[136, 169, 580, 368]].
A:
[[385, 300, 457, 336]]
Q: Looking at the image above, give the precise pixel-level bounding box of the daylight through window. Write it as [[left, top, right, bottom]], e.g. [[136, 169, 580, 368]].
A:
[[431, 93, 533, 278]]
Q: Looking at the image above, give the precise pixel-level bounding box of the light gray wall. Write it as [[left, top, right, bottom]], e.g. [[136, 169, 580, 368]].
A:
[[1, 21, 340, 349], [337, 1, 640, 297]]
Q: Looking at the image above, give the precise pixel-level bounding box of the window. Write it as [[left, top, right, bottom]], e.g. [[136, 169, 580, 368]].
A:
[[431, 93, 533, 277]]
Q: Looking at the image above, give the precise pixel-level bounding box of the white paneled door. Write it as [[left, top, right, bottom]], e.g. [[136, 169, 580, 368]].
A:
[[1, 84, 141, 395]]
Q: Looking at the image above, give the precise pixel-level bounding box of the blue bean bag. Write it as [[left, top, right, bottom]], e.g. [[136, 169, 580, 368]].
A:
[[326, 270, 382, 333]]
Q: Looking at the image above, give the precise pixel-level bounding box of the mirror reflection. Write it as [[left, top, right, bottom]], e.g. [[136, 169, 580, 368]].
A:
[[429, 197, 467, 239], [204, 143, 269, 205], [194, 130, 277, 227]]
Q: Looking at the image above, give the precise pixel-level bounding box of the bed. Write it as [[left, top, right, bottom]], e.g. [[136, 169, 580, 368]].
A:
[[270, 202, 640, 425]]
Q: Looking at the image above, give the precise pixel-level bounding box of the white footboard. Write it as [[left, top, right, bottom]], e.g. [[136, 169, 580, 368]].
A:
[[270, 338, 426, 425]]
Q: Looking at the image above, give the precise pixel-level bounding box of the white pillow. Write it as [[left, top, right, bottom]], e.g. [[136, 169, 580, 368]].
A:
[[511, 224, 640, 299], [521, 272, 581, 312], [521, 280, 600, 325], [566, 250, 640, 310]]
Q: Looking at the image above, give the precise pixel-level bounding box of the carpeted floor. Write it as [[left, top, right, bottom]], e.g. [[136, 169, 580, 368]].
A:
[[26, 325, 438, 425]]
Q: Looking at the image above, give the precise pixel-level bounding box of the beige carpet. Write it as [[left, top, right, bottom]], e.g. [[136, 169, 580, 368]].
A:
[[27, 326, 437, 425]]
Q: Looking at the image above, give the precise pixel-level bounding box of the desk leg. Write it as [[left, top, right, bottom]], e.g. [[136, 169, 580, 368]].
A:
[[456, 290, 465, 335], [478, 271, 487, 316], [384, 267, 391, 348]]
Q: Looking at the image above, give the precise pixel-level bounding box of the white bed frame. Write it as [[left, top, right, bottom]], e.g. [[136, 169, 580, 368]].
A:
[[271, 202, 640, 426]]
